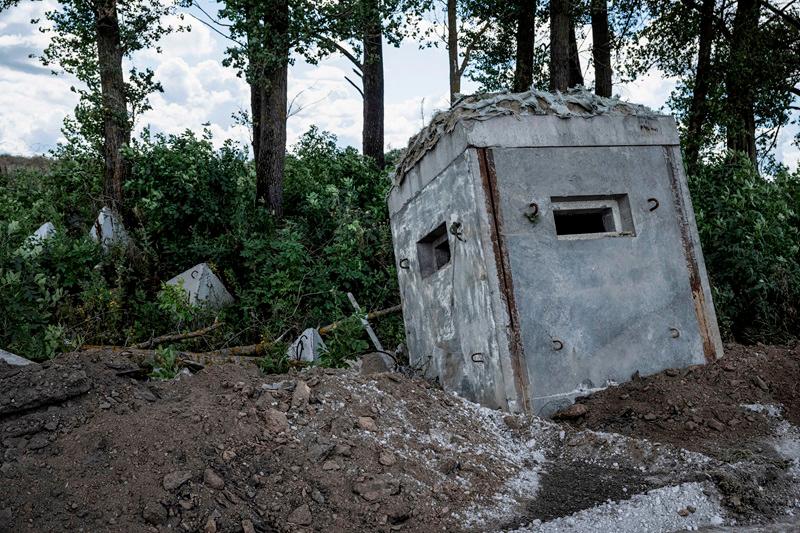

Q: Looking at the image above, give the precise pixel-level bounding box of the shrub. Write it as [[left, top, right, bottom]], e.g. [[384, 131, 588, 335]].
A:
[[689, 154, 800, 342]]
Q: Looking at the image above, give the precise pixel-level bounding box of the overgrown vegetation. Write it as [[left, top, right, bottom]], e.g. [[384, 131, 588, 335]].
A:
[[0, 127, 402, 365], [2, 128, 799, 364]]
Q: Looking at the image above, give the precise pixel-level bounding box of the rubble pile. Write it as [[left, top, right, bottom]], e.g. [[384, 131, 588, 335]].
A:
[[0, 344, 798, 532]]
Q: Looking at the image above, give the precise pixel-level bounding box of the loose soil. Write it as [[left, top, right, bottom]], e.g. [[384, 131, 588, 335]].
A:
[[1, 343, 798, 532], [562, 343, 800, 460]]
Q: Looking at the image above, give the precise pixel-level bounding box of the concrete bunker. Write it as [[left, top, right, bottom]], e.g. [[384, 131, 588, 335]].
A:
[[388, 89, 723, 416]]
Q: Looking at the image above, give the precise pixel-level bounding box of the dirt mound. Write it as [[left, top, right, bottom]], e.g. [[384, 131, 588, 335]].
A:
[[1, 345, 799, 532], [558, 343, 800, 460], [0, 350, 552, 533]]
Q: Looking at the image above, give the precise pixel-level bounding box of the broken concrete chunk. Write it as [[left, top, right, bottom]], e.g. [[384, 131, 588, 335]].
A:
[[166, 263, 234, 309], [286, 328, 326, 363], [24, 221, 56, 248], [0, 348, 35, 367], [89, 207, 129, 250]]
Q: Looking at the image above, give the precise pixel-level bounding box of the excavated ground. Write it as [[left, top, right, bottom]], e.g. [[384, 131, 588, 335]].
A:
[[0, 343, 798, 533]]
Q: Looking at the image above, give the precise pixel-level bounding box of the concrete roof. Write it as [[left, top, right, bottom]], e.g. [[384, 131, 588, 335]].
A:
[[393, 88, 661, 185]]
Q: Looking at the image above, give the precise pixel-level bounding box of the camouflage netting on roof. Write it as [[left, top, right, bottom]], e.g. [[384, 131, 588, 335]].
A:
[[393, 88, 660, 184]]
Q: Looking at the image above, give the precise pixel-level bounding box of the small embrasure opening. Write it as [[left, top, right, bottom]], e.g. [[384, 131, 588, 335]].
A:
[[553, 207, 615, 235], [417, 222, 451, 278], [550, 194, 635, 239]]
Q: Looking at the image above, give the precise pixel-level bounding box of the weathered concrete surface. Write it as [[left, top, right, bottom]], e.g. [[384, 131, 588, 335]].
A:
[[287, 328, 326, 363], [166, 262, 234, 309], [0, 348, 35, 367], [389, 89, 723, 415], [89, 207, 129, 250]]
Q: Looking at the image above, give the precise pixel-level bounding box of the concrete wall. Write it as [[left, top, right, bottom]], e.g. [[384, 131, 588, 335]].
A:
[[389, 152, 515, 409], [389, 111, 722, 415]]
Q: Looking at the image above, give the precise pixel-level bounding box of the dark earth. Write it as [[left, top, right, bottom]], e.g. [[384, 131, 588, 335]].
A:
[[1, 343, 798, 532]]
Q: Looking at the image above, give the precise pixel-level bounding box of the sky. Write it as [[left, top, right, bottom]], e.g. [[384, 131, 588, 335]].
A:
[[0, 1, 797, 169]]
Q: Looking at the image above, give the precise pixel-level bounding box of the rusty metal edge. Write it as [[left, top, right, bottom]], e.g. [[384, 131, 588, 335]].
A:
[[476, 147, 532, 413], [664, 147, 718, 363]]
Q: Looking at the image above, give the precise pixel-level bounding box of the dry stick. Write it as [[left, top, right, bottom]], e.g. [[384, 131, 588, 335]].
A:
[[80, 303, 402, 365], [132, 321, 224, 349], [318, 304, 402, 335]]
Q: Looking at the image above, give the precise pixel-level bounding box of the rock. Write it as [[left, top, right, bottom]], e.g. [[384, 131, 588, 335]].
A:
[[322, 460, 340, 471], [685, 421, 698, 431], [241, 519, 256, 533], [357, 416, 377, 431], [678, 508, 690, 517], [222, 449, 236, 462], [262, 409, 289, 434], [311, 488, 325, 504], [552, 403, 589, 420], [99, 402, 112, 410], [353, 474, 401, 502], [27, 433, 50, 450], [204, 468, 225, 490], [753, 375, 769, 391], [163, 470, 193, 491], [707, 419, 725, 432], [292, 380, 311, 408], [687, 505, 696, 513], [204, 517, 217, 533], [142, 501, 167, 525], [0, 364, 91, 417], [379, 452, 396, 466], [360, 352, 396, 375], [643, 413, 658, 421], [665, 368, 679, 377], [309, 443, 335, 462], [439, 458, 460, 474], [287, 504, 313, 525], [502, 415, 525, 430]]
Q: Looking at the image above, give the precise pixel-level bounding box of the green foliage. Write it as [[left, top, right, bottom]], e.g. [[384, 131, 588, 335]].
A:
[[319, 315, 371, 368], [690, 154, 800, 342], [150, 345, 180, 380], [0, 127, 400, 365]]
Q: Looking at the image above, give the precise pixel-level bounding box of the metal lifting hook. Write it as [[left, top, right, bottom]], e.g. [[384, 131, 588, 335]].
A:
[[450, 222, 465, 242]]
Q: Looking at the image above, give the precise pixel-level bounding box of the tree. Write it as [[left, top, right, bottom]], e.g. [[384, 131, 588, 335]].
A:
[[550, 0, 571, 91], [315, 0, 428, 169], [591, 0, 612, 96], [568, 17, 584, 87], [513, 0, 538, 92], [220, 0, 315, 215], [0, 0, 181, 217], [622, 0, 799, 168], [684, 0, 715, 172]]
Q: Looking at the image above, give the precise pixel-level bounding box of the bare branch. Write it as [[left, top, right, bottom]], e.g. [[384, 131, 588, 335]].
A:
[[763, 1, 800, 30], [344, 76, 364, 98], [188, 13, 242, 46]]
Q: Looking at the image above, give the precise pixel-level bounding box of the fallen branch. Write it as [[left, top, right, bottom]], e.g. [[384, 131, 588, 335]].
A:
[[79, 342, 270, 368], [132, 321, 223, 349], [318, 304, 402, 336]]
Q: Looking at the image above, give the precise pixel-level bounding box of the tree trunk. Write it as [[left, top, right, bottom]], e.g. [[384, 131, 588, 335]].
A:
[[513, 0, 537, 92], [447, 0, 460, 102], [726, 0, 760, 164], [250, 82, 262, 168], [94, 0, 130, 215], [568, 19, 583, 87], [550, 0, 570, 91], [255, 0, 289, 217], [362, 5, 385, 169], [591, 0, 612, 97], [684, 0, 714, 173]]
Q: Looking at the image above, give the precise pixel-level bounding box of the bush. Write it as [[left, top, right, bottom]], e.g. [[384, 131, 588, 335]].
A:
[[689, 154, 800, 343], [0, 127, 402, 364]]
